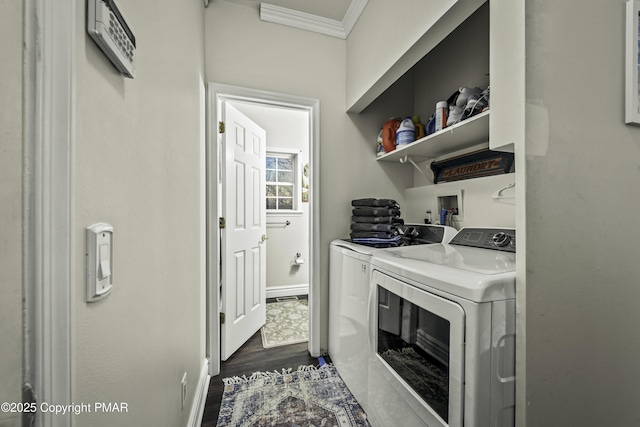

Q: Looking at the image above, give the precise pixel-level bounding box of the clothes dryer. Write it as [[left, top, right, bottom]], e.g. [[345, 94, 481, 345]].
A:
[[366, 228, 516, 427]]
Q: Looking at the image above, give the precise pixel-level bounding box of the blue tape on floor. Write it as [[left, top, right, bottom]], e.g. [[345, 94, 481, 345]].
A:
[[318, 356, 326, 366]]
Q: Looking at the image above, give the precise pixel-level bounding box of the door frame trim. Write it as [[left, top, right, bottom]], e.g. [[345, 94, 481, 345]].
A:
[[206, 83, 320, 375], [24, 0, 76, 424]]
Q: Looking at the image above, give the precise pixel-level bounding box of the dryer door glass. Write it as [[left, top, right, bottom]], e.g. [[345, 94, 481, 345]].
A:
[[378, 287, 450, 422], [372, 270, 465, 427]]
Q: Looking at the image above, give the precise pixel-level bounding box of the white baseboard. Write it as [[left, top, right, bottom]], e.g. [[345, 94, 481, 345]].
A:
[[187, 359, 210, 427], [266, 284, 309, 299]]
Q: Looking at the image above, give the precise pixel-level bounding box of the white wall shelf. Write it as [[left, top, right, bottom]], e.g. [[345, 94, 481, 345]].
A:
[[376, 110, 490, 163]]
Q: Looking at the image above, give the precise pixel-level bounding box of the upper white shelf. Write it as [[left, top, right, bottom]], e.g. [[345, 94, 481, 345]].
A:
[[376, 110, 490, 162]]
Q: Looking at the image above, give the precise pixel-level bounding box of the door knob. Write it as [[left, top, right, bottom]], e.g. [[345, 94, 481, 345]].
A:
[[261, 234, 268, 242]]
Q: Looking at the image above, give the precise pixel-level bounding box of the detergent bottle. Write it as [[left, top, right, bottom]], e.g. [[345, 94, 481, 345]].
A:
[[381, 117, 402, 152], [412, 115, 426, 140], [396, 117, 415, 146]]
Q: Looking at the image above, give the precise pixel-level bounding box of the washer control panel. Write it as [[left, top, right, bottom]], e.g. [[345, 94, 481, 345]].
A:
[[450, 228, 516, 252]]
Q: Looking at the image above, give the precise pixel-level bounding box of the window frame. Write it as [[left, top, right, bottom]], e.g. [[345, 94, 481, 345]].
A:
[[266, 149, 302, 215]]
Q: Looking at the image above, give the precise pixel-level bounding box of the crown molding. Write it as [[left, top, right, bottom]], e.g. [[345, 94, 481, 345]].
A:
[[260, 0, 367, 39], [341, 0, 368, 38]]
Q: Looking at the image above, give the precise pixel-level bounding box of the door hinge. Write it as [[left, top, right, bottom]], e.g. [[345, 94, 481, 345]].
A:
[[219, 121, 225, 133], [219, 217, 226, 229], [220, 312, 225, 324]]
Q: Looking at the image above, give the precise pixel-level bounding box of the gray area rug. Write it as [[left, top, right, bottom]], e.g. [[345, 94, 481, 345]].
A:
[[260, 299, 308, 348], [216, 364, 370, 427]]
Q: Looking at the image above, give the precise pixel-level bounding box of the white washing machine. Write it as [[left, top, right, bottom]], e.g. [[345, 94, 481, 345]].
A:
[[366, 227, 517, 427], [328, 224, 457, 418]]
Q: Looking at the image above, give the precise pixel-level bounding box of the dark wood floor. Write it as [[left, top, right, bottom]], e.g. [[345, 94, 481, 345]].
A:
[[200, 329, 327, 426]]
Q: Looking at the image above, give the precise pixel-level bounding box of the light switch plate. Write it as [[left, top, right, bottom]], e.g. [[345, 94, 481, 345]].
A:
[[86, 223, 114, 302]]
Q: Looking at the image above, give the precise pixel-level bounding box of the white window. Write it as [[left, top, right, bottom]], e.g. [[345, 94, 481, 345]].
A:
[[266, 152, 297, 211]]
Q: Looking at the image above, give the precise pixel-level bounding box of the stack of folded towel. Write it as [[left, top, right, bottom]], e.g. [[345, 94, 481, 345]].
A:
[[350, 198, 404, 246]]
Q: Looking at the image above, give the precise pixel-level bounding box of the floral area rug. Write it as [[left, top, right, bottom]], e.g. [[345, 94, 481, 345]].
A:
[[216, 364, 370, 427], [260, 299, 308, 348]]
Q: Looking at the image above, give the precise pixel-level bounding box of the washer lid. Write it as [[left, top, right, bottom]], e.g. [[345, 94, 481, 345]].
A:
[[330, 239, 382, 255], [370, 244, 516, 302]]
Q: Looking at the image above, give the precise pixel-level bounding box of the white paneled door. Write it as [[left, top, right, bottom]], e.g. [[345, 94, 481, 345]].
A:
[[220, 102, 267, 360]]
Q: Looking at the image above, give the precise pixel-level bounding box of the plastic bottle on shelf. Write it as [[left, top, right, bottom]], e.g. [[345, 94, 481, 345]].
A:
[[412, 115, 426, 140], [396, 117, 415, 146], [426, 115, 435, 135], [435, 101, 448, 132], [381, 117, 402, 152], [376, 129, 385, 156]]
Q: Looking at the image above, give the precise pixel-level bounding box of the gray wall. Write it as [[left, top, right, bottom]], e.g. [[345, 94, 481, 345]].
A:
[[346, 0, 461, 109], [522, 0, 640, 424], [0, 1, 23, 426], [404, 174, 516, 229], [412, 2, 490, 120], [72, 0, 206, 425], [2, 1, 207, 425]]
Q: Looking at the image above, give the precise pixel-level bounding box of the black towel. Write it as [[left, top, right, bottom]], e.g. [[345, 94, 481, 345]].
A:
[[350, 230, 400, 239], [351, 216, 404, 225], [350, 223, 397, 232], [352, 207, 401, 217], [351, 198, 400, 209]]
